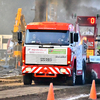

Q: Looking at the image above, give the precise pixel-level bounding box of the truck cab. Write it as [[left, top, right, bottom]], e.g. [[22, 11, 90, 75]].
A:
[[18, 22, 86, 85]]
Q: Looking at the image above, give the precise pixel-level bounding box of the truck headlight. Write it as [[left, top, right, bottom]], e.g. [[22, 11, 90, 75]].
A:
[[26, 67, 32, 71], [60, 68, 66, 73]]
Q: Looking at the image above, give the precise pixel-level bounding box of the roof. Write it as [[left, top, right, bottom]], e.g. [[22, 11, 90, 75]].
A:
[[26, 22, 72, 30]]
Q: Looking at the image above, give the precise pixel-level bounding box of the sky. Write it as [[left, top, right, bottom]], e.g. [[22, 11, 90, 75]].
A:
[[80, 1, 100, 10], [0, 0, 100, 35]]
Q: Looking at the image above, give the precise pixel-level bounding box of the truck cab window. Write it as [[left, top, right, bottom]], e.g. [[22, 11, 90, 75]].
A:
[[25, 30, 69, 46]]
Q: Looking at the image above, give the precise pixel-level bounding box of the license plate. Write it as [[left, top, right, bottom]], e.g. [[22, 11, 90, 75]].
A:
[[40, 58, 52, 62]]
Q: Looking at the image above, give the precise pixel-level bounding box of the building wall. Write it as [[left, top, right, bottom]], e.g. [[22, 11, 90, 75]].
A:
[[0, 35, 12, 50]]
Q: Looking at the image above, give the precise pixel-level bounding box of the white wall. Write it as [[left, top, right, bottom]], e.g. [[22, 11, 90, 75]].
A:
[[0, 35, 12, 50]]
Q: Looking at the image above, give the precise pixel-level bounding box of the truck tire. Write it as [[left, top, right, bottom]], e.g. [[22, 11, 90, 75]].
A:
[[81, 67, 86, 85], [23, 74, 32, 85], [67, 68, 76, 86], [76, 61, 86, 85]]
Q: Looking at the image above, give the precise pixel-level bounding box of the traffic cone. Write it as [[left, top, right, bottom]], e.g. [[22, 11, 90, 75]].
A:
[[89, 80, 97, 100], [47, 83, 55, 100]]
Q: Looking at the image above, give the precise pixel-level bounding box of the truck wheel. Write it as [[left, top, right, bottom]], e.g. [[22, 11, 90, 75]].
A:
[[68, 68, 76, 86], [81, 68, 85, 85], [76, 61, 86, 85], [23, 74, 32, 85], [81, 61, 86, 85]]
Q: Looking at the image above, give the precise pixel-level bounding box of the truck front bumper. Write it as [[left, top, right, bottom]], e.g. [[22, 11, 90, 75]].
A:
[[22, 65, 72, 77]]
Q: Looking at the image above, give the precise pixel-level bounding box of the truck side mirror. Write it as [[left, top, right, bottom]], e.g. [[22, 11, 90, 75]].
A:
[[70, 33, 73, 43], [18, 32, 22, 44], [74, 33, 78, 42]]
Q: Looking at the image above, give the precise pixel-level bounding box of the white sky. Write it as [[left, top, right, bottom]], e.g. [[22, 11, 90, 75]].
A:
[[80, 1, 100, 10]]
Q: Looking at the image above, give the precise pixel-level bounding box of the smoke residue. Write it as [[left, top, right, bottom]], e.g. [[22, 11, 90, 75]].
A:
[[63, 0, 82, 18], [38, 0, 47, 21], [0, 0, 34, 35], [0, 0, 100, 35], [34, 0, 47, 22]]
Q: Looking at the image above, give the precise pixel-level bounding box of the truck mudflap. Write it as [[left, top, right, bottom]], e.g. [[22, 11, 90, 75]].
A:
[[22, 65, 71, 76]]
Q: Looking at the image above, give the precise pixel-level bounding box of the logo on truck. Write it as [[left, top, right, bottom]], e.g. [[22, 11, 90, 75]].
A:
[[48, 49, 66, 54], [27, 48, 48, 54]]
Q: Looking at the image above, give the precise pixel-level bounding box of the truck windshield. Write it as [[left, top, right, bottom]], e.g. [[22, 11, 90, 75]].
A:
[[25, 30, 69, 45], [80, 26, 94, 36]]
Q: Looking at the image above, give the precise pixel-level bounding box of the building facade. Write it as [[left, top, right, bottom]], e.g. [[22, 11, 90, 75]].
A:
[[0, 35, 12, 59], [0, 35, 12, 50]]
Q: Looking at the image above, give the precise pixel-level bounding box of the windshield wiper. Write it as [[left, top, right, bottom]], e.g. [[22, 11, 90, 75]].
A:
[[25, 42, 69, 46], [49, 43, 69, 46], [25, 43, 41, 45], [40, 43, 59, 45]]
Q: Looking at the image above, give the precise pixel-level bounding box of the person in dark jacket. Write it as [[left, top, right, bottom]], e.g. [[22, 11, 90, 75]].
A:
[[31, 34, 40, 43], [58, 34, 69, 44]]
